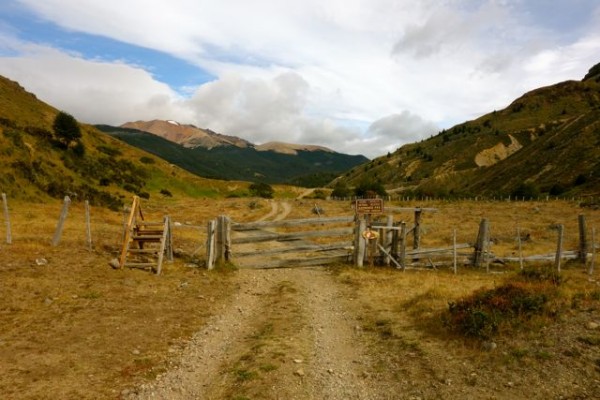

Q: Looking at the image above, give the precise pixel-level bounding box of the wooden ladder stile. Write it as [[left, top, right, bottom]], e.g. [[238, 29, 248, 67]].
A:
[[118, 196, 172, 274]]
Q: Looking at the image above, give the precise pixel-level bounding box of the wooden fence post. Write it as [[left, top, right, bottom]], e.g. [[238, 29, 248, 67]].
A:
[[452, 228, 457, 274], [399, 221, 407, 270], [474, 218, 489, 268], [52, 196, 71, 246], [517, 227, 524, 270], [554, 224, 564, 273], [215, 215, 231, 264], [354, 217, 366, 267], [206, 219, 216, 270], [85, 200, 92, 251], [578, 214, 588, 264], [413, 208, 422, 250], [383, 214, 393, 265], [589, 227, 596, 276], [2, 193, 11, 244]]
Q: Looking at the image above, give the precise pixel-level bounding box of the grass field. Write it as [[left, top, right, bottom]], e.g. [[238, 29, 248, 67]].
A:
[[0, 196, 599, 398]]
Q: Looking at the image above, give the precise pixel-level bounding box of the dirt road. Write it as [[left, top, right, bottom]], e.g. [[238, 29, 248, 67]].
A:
[[131, 268, 394, 400]]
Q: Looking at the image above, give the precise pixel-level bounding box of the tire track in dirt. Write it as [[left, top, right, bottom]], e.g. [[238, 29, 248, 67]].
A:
[[130, 271, 279, 399], [131, 199, 395, 399]]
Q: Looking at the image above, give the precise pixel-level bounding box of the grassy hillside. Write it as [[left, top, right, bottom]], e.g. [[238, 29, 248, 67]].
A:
[[0, 76, 251, 209], [338, 67, 600, 198], [97, 125, 368, 187]]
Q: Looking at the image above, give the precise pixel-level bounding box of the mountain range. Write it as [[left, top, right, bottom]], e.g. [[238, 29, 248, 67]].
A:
[[97, 120, 368, 186]]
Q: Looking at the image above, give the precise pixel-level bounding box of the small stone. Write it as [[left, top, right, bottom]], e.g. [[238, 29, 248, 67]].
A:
[[482, 341, 497, 351], [506, 381, 514, 387], [35, 258, 48, 266], [132, 349, 140, 355], [108, 258, 120, 269], [445, 378, 452, 386], [293, 359, 303, 364], [586, 321, 599, 330], [44, 297, 53, 305], [294, 369, 305, 377], [327, 368, 334, 374]]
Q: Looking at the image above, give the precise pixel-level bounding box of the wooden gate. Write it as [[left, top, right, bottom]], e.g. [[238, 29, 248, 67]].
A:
[[206, 215, 355, 269]]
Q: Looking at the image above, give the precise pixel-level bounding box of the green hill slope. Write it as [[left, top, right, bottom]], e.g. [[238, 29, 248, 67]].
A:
[[0, 76, 238, 208], [97, 125, 368, 186], [338, 63, 600, 198]]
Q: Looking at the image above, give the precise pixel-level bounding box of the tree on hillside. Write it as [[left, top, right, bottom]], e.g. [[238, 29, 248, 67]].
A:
[[249, 182, 274, 198], [354, 179, 387, 198], [53, 111, 81, 148]]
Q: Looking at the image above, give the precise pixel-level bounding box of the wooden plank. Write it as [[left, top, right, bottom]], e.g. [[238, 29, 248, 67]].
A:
[[590, 227, 596, 275], [231, 216, 354, 231], [579, 214, 587, 264], [156, 216, 169, 275], [405, 244, 471, 256], [231, 227, 354, 244], [234, 241, 353, 258], [377, 243, 403, 269], [240, 255, 349, 269], [385, 207, 438, 213]]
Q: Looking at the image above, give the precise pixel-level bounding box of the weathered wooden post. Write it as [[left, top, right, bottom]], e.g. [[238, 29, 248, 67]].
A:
[[589, 227, 596, 276], [399, 221, 407, 270], [215, 215, 231, 264], [166, 216, 174, 262], [578, 214, 588, 264], [474, 218, 489, 268], [517, 227, 524, 270], [52, 196, 71, 246], [413, 208, 422, 250], [206, 219, 216, 270], [452, 228, 457, 274], [383, 214, 394, 265], [2, 193, 11, 244], [85, 200, 92, 251], [554, 224, 564, 273], [354, 217, 367, 267]]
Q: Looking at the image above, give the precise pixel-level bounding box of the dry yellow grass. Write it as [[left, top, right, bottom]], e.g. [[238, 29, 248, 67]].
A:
[[0, 196, 599, 399]]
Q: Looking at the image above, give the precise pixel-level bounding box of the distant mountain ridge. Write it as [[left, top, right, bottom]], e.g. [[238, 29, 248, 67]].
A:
[[121, 120, 252, 149], [337, 62, 600, 198], [120, 119, 337, 156], [99, 123, 368, 186]]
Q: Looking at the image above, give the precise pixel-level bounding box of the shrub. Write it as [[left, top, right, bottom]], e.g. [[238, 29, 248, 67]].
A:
[[160, 189, 173, 197], [444, 269, 560, 339], [249, 182, 274, 199], [53, 111, 81, 147], [139, 156, 155, 164], [511, 183, 540, 199]]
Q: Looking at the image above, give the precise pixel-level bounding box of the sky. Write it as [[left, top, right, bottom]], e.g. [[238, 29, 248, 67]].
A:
[[0, 1, 599, 159]]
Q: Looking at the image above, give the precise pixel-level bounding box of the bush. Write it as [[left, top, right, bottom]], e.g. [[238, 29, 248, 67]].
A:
[[160, 189, 173, 197], [139, 156, 155, 164], [53, 111, 81, 147], [331, 181, 351, 198], [511, 183, 540, 199], [354, 179, 387, 198], [444, 269, 560, 339], [249, 182, 274, 199]]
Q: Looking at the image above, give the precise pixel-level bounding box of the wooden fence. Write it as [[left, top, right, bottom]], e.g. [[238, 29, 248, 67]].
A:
[[206, 209, 597, 273]]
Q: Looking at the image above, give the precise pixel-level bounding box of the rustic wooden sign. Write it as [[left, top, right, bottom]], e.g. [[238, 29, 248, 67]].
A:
[[355, 198, 384, 215]]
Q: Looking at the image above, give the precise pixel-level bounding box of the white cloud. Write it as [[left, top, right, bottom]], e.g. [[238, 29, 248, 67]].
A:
[[1, 0, 599, 159]]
